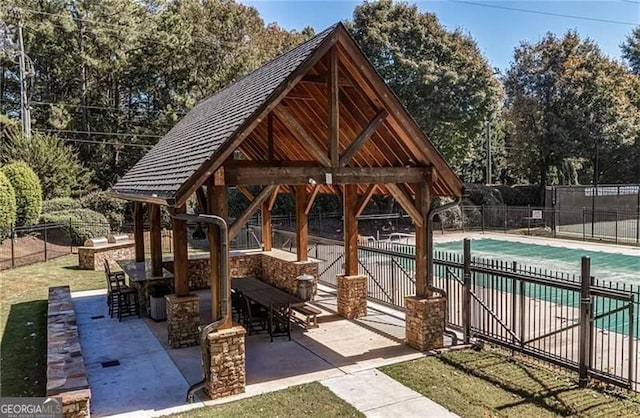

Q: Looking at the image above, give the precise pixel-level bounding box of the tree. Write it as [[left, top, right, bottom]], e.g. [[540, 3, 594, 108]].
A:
[[505, 31, 638, 195], [622, 27, 640, 74], [348, 0, 503, 181]]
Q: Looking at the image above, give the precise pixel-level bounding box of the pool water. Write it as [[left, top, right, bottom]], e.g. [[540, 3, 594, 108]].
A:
[[435, 238, 640, 285]]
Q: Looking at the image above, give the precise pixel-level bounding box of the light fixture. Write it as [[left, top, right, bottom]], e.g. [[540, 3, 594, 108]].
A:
[[308, 178, 317, 186]]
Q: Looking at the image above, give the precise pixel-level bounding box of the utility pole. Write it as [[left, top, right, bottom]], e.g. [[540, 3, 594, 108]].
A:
[[16, 10, 31, 139], [486, 120, 492, 185]]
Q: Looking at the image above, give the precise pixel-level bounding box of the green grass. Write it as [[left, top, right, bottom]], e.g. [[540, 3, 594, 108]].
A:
[[0, 255, 105, 396], [169, 382, 363, 418], [381, 348, 640, 417]]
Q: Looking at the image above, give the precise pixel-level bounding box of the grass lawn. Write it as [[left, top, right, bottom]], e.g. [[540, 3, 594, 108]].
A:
[[381, 348, 640, 417], [0, 255, 104, 397], [170, 382, 363, 418]]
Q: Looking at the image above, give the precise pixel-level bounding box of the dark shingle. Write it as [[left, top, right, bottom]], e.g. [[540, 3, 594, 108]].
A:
[[112, 24, 337, 200]]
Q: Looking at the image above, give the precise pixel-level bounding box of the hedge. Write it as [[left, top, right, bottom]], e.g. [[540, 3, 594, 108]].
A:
[[80, 192, 131, 231], [0, 172, 17, 237], [1, 162, 42, 226], [40, 208, 110, 245], [42, 197, 81, 213]]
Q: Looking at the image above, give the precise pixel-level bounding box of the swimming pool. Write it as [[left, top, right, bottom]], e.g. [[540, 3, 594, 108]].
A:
[[434, 238, 640, 284]]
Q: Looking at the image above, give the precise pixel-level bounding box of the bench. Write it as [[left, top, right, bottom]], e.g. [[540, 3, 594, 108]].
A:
[[291, 304, 321, 329]]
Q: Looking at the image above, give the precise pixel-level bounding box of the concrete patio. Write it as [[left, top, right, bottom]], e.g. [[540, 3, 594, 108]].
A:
[[73, 285, 437, 417]]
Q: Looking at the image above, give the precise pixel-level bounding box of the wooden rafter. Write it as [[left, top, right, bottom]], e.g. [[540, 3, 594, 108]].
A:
[[229, 185, 276, 240], [236, 185, 254, 202], [386, 183, 423, 227], [267, 185, 280, 211], [302, 73, 352, 86], [225, 165, 430, 186], [273, 106, 332, 167], [339, 109, 388, 167], [355, 184, 377, 218]]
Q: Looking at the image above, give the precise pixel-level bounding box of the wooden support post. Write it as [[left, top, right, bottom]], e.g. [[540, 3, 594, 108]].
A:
[[133, 202, 145, 262], [172, 205, 189, 297], [414, 182, 431, 297], [262, 200, 272, 251], [208, 172, 231, 329], [149, 204, 163, 277], [295, 185, 308, 261], [329, 47, 339, 167], [343, 184, 358, 276]]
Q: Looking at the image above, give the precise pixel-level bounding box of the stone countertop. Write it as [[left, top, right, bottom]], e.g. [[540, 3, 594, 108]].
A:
[[116, 259, 174, 282], [159, 248, 320, 263], [77, 240, 134, 251]]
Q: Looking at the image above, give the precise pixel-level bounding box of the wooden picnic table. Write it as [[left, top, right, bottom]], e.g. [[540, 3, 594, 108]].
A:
[[231, 277, 304, 308]]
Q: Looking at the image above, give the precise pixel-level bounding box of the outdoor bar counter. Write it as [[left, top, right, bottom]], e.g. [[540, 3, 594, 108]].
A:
[[116, 259, 174, 315]]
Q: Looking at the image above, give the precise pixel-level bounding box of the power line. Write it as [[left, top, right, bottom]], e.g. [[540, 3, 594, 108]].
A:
[[31, 130, 154, 148], [30, 100, 188, 116], [40, 129, 163, 138], [452, 1, 639, 26]]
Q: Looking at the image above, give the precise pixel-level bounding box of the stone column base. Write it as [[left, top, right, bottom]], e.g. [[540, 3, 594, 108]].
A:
[[337, 274, 367, 319], [207, 325, 246, 399], [166, 294, 200, 348], [405, 295, 446, 351]]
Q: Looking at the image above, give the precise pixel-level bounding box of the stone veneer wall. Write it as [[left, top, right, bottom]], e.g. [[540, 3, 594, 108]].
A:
[[47, 286, 91, 418], [78, 242, 135, 271], [337, 274, 367, 319], [261, 254, 318, 298], [405, 295, 446, 351], [163, 257, 210, 290], [207, 325, 246, 399], [229, 252, 263, 278], [166, 294, 200, 348]]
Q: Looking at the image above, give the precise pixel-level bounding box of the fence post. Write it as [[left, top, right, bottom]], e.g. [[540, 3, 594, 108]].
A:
[[391, 256, 397, 306], [582, 209, 586, 241], [481, 205, 485, 233], [511, 261, 517, 352], [69, 218, 73, 253], [615, 210, 618, 244], [552, 205, 557, 238], [43, 223, 48, 262], [463, 238, 471, 344], [527, 205, 531, 235], [10, 224, 15, 269], [578, 256, 592, 387], [503, 205, 507, 233]]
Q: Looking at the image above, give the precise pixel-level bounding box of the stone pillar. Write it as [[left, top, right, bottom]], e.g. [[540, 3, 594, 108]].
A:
[[405, 295, 446, 351], [207, 325, 246, 399], [166, 294, 200, 348], [337, 274, 367, 319]]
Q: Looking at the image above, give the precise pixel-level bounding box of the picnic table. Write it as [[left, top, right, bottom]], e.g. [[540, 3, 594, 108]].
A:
[[231, 277, 304, 309]]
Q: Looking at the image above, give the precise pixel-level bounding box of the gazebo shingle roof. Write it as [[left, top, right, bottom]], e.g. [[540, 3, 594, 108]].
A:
[[112, 24, 338, 201]]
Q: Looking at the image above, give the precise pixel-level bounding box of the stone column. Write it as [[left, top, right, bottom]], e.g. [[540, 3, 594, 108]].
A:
[[405, 295, 446, 351], [207, 325, 246, 399], [337, 274, 367, 319], [166, 294, 200, 348]]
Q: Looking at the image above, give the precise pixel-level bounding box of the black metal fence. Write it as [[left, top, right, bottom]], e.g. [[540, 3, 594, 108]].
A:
[[453, 205, 639, 246], [271, 228, 640, 391]]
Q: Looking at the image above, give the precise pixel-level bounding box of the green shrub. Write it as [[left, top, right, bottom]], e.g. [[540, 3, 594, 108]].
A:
[[42, 197, 81, 213], [1, 162, 43, 226], [0, 132, 91, 200], [0, 171, 17, 237], [80, 192, 130, 231], [513, 185, 541, 206], [40, 208, 110, 245], [464, 184, 504, 206]]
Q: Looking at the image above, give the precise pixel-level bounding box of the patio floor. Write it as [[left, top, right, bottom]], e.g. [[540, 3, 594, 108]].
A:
[[73, 285, 433, 417]]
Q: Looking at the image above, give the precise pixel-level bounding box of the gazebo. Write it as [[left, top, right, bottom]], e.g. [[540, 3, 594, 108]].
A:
[[109, 22, 463, 399]]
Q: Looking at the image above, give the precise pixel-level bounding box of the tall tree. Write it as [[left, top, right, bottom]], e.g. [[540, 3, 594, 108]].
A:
[[348, 0, 503, 182], [622, 27, 640, 74], [505, 31, 638, 195]]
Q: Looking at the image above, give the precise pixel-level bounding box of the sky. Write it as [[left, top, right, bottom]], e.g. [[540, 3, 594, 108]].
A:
[[241, 0, 640, 71]]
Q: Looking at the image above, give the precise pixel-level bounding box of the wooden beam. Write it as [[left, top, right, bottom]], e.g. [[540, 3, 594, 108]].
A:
[[386, 183, 423, 227], [295, 185, 308, 261], [236, 185, 254, 202], [339, 109, 388, 167], [305, 185, 320, 215], [133, 202, 145, 262], [302, 73, 352, 86], [149, 204, 163, 277], [333, 185, 343, 206], [174, 32, 339, 207], [267, 112, 274, 160], [172, 205, 189, 297], [229, 185, 276, 240], [262, 200, 272, 251], [267, 185, 279, 211], [414, 182, 431, 297], [343, 184, 358, 276], [207, 177, 231, 329], [225, 165, 430, 186], [273, 106, 332, 167], [329, 47, 339, 167], [195, 186, 207, 213], [355, 184, 377, 218]]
